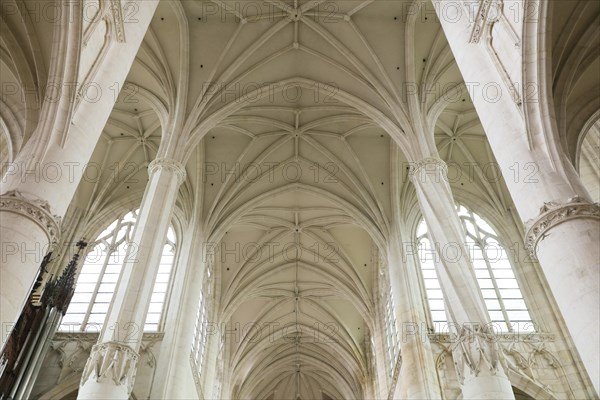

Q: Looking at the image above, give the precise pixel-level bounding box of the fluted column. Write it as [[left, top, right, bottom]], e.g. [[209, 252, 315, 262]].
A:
[[0, 191, 60, 346], [410, 158, 514, 400], [77, 158, 186, 400]]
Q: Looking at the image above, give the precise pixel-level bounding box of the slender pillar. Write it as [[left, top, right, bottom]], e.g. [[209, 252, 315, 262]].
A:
[[77, 158, 186, 400], [410, 158, 514, 400], [432, 2, 599, 393]]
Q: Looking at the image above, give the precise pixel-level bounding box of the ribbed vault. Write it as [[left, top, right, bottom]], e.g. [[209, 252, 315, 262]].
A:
[[38, 1, 534, 399]]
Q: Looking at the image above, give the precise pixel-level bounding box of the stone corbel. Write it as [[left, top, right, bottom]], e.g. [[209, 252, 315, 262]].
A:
[[80, 341, 139, 394], [524, 196, 600, 256], [0, 191, 61, 244]]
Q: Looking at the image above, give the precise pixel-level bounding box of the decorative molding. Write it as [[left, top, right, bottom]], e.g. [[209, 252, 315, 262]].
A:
[[408, 157, 448, 181], [0, 191, 61, 243], [80, 341, 139, 394], [429, 331, 556, 344], [450, 325, 506, 385], [524, 196, 600, 256], [469, 0, 494, 43], [109, 0, 126, 43], [148, 158, 187, 185], [190, 353, 205, 400]]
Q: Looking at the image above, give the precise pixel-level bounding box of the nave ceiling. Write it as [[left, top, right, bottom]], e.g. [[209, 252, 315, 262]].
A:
[[63, 2, 514, 398], [0, 0, 598, 399]]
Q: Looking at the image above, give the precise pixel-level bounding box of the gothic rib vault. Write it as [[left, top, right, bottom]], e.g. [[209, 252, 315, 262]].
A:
[[0, 0, 599, 399], [73, 2, 498, 398]]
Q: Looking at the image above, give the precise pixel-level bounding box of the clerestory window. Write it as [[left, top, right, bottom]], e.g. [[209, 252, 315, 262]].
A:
[[60, 209, 177, 333], [416, 205, 534, 333]]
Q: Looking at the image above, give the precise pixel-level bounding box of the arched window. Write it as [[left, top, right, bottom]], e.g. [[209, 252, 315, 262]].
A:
[[60, 210, 177, 332], [384, 286, 400, 376], [416, 205, 534, 333], [192, 262, 214, 378]]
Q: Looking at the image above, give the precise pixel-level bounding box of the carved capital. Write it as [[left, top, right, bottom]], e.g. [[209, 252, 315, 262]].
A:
[[0, 191, 61, 244], [148, 158, 187, 185], [451, 325, 506, 385], [524, 196, 600, 256], [408, 157, 448, 182], [80, 341, 139, 394]]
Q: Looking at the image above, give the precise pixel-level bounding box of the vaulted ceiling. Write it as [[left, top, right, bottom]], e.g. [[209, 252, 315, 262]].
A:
[[2, 0, 598, 399], [64, 1, 513, 399]]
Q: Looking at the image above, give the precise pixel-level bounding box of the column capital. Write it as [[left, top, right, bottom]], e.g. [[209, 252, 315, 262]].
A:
[[80, 341, 139, 395], [524, 196, 600, 256], [408, 157, 448, 182], [148, 158, 186, 185], [0, 190, 61, 244]]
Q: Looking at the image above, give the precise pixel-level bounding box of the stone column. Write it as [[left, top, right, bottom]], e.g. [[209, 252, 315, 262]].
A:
[[432, 2, 599, 393], [0, 192, 60, 346], [387, 234, 440, 400], [150, 223, 207, 399], [77, 158, 186, 400], [524, 197, 599, 391], [0, 0, 158, 347], [410, 158, 514, 400]]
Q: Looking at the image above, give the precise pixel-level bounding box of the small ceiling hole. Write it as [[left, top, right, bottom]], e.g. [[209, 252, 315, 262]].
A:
[[160, 17, 164, 21], [200, 64, 204, 68]]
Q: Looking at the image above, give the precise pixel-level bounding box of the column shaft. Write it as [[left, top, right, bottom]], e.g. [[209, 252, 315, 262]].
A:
[[432, 3, 599, 393], [411, 158, 514, 400], [78, 159, 186, 400], [387, 234, 441, 400], [0, 0, 159, 345], [150, 224, 207, 399], [0, 192, 59, 346]]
